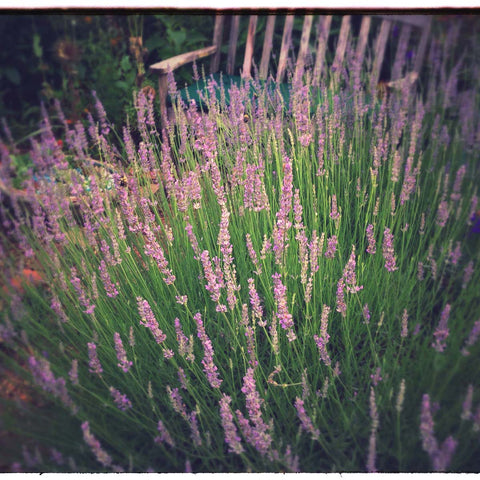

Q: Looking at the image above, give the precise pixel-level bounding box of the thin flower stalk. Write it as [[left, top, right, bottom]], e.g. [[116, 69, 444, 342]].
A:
[[81, 421, 113, 468], [366, 387, 379, 473]]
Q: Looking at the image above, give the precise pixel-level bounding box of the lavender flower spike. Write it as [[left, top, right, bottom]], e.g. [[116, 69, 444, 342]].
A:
[[81, 421, 112, 468], [295, 397, 320, 440], [342, 245, 363, 293], [432, 304, 451, 353], [194, 312, 222, 388], [314, 304, 331, 366], [114, 332, 133, 373], [366, 224, 376, 255], [109, 386, 133, 411], [240, 367, 272, 456], [324, 235, 338, 259], [219, 394, 244, 454], [461, 319, 480, 356], [420, 394, 457, 472], [330, 194, 341, 221], [272, 272, 296, 341], [28, 355, 76, 413], [382, 227, 398, 272], [154, 420, 175, 448], [87, 342, 103, 375], [99, 260, 119, 298], [137, 297, 167, 345]]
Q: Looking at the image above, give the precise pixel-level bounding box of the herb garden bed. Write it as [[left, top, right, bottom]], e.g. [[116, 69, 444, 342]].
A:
[[1, 17, 480, 473]]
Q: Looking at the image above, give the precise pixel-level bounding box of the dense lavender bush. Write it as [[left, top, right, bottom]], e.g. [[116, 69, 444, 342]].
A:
[[1, 45, 480, 472]]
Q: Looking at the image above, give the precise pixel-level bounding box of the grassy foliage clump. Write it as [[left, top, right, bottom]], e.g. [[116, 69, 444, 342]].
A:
[[1, 50, 480, 472]]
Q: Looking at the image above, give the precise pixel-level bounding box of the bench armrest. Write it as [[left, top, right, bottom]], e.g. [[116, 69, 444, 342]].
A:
[[149, 45, 217, 74]]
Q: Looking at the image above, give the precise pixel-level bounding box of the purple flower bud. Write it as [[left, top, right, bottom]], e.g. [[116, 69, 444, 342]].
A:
[[81, 421, 112, 467], [272, 273, 296, 341], [324, 235, 338, 259], [113, 332, 132, 373], [109, 386, 132, 411], [432, 304, 451, 353], [294, 397, 320, 440], [382, 227, 398, 272], [195, 312, 222, 388], [154, 420, 175, 447], [366, 224, 376, 254], [137, 297, 167, 345], [87, 342, 103, 375]]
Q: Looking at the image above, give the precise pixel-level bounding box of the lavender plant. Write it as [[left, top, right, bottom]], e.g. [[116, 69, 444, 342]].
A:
[[1, 48, 480, 473]]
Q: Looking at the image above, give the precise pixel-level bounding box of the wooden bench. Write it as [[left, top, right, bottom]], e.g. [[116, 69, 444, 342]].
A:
[[149, 13, 432, 127]]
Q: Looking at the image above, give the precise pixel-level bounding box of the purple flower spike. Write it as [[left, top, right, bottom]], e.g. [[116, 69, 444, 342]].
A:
[[109, 386, 133, 411], [272, 273, 296, 341], [382, 227, 398, 272], [87, 342, 103, 375], [194, 312, 222, 388], [294, 397, 320, 440], [114, 332, 132, 373], [432, 304, 451, 353], [99, 260, 119, 298], [324, 235, 338, 259], [219, 394, 244, 454], [366, 224, 376, 255], [314, 304, 331, 366], [420, 394, 457, 472], [137, 297, 167, 345], [154, 420, 175, 448], [81, 421, 112, 468]]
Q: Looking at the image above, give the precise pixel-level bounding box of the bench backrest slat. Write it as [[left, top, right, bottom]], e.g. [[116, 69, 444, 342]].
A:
[[259, 15, 277, 79], [413, 17, 432, 77], [392, 23, 412, 81], [354, 15, 371, 72], [294, 15, 314, 81], [210, 15, 225, 73], [242, 15, 258, 78], [313, 15, 332, 85], [276, 15, 295, 84], [226, 15, 241, 76], [332, 15, 351, 82], [370, 18, 392, 90]]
